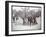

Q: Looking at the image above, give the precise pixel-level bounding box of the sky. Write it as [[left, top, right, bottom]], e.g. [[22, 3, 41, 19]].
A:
[[12, 6, 41, 12]]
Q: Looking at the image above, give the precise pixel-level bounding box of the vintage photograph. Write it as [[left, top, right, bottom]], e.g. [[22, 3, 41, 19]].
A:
[[11, 6, 41, 31], [5, 1, 45, 36]]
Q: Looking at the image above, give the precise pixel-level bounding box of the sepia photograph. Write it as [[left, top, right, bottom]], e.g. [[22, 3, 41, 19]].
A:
[[5, 1, 45, 36]]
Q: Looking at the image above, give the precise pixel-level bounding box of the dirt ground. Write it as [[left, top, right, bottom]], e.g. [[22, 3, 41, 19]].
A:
[[11, 17, 41, 31]]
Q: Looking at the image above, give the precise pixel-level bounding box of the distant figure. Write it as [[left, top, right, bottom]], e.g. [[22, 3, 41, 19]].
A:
[[32, 16, 38, 24], [28, 16, 33, 25]]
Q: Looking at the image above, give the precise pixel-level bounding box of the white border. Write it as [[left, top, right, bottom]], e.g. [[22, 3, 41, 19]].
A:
[[9, 3, 44, 35]]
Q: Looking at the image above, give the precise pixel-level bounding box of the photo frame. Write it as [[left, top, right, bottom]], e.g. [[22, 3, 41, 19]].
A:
[[5, 1, 45, 36]]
